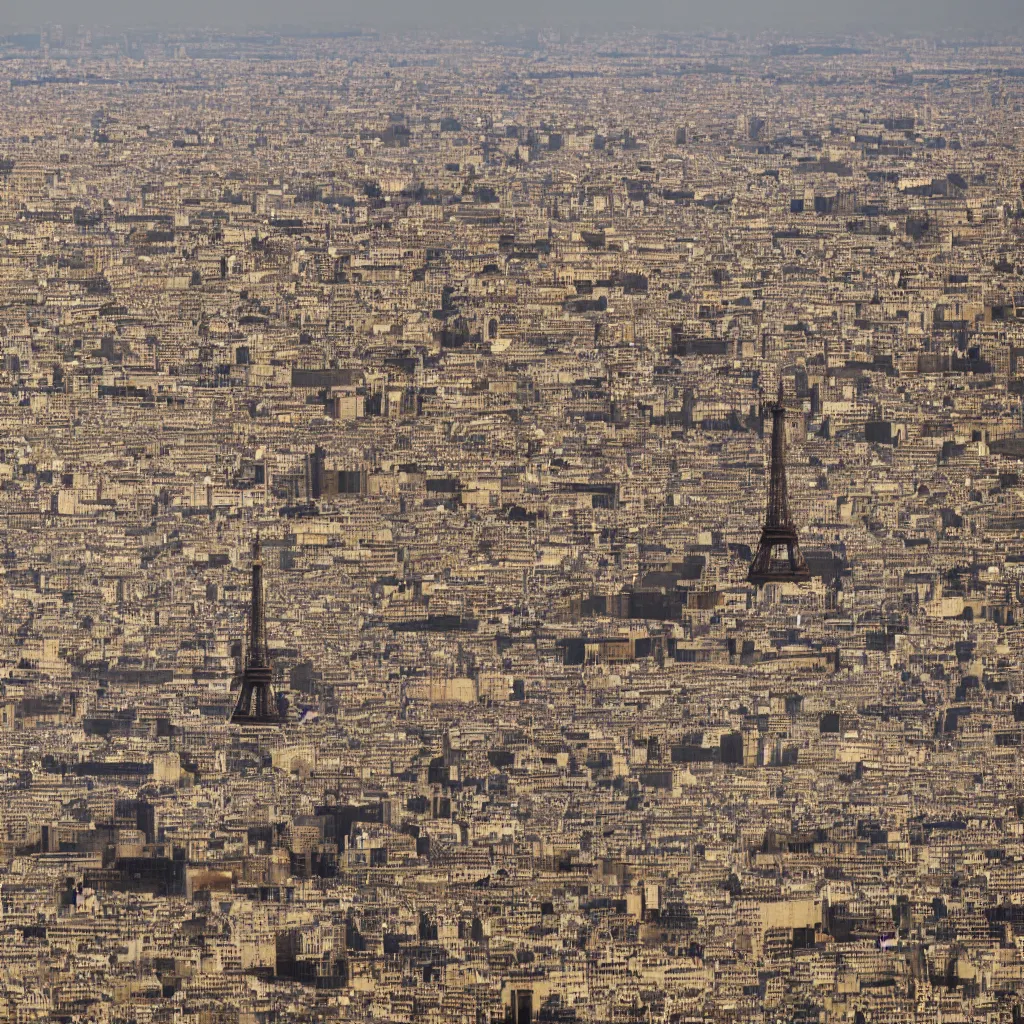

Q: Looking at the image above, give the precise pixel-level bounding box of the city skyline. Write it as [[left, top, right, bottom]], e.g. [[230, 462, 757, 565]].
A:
[[0, 24, 1020, 1023]]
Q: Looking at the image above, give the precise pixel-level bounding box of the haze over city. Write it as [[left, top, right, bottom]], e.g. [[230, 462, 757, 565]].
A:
[[0, 16, 1021, 1024]]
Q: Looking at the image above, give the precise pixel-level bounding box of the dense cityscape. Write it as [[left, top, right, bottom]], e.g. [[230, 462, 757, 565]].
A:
[[0, 23, 1022, 1022]]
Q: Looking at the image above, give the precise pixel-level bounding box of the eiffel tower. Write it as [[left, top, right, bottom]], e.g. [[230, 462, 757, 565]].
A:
[[748, 384, 810, 585], [231, 534, 283, 724]]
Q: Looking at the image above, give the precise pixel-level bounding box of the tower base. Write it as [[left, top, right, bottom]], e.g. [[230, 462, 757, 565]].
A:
[[748, 526, 810, 585], [230, 665, 283, 725]]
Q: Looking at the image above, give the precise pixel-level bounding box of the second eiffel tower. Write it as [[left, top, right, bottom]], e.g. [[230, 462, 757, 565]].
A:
[[748, 383, 810, 586]]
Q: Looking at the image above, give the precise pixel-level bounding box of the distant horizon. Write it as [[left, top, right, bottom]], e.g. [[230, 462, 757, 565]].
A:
[[0, 2, 1021, 41], [3, 26, 1024, 40]]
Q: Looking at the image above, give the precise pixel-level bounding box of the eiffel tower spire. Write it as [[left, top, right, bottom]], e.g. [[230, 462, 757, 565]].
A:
[[247, 534, 267, 668], [231, 533, 282, 724], [748, 384, 810, 585]]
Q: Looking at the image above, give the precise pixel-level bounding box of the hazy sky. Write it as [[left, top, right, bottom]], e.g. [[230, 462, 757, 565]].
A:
[[2, 0, 1022, 37]]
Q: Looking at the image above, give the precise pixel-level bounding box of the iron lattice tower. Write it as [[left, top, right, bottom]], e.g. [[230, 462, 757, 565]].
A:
[[748, 384, 810, 585], [231, 534, 283, 724]]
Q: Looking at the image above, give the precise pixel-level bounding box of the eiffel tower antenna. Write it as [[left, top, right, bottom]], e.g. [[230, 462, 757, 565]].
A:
[[748, 382, 810, 586]]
